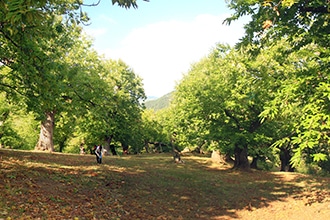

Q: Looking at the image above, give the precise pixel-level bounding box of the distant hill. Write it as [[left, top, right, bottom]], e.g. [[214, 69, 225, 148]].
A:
[[145, 92, 173, 111]]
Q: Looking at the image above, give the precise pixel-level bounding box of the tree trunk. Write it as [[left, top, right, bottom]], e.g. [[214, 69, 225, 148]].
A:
[[58, 139, 66, 153], [35, 111, 55, 152], [250, 157, 258, 169], [109, 144, 117, 155], [233, 144, 250, 170], [171, 132, 182, 163], [144, 140, 149, 153], [122, 142, 129, 154], [158, 142, 163, 153], [104, 135, 113, 155], [225, 153, 235, 163], [211, 150, 227, 164], [280, 147, 295, 172], [192, 140, 206, 154]]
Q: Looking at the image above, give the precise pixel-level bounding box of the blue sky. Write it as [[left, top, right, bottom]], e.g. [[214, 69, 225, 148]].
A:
[[83, 0, 248, 98]]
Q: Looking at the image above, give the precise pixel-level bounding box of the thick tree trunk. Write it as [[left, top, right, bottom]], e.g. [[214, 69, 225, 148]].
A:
[[280, 147, 295, 172], [104, 135, 113, 155], [109, 144, 117, 155], [233, 144, 250, 171], [35, 111, 55, 152]]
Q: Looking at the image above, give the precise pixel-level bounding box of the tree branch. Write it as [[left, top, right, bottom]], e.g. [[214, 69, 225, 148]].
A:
[[224, 109, 241, 130], [300, 6, 329, 14], [67, 83, 97, 108]]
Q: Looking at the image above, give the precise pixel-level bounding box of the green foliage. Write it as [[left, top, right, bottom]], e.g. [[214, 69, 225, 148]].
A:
[[112, 0, 149, 9], [0, 92, 38, 149], [9, 111, 39, 150], [260, 42, 330, 167], [73, 58, 146, 152], [61, 141, 81, 154], [141, 110, 167, 142], [168, 44, 269, 159], [163, 32, 328, 171], [1, 0, 328, 175], [226, 0, 330, 49], [1, 0, 149, 152], [224, 0, 330, 171]]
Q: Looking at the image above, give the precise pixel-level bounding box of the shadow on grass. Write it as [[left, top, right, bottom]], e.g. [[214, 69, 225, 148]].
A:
[[114, 157, 309, 219], [0, 149, 329, 219]]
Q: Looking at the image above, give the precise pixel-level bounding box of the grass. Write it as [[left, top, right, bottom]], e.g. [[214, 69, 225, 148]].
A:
[[0, 149, 329, 219]]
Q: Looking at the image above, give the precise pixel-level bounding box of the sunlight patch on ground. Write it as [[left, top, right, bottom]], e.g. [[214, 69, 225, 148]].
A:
[[180, 196, 190, 200], [206, 161, 233, 170]]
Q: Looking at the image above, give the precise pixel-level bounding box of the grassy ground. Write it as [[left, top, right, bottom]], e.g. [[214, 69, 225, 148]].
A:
[[0, 149, 329, 220]]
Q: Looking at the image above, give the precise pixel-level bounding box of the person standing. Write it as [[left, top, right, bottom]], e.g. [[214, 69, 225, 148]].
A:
[[95, 145, 103, 164]]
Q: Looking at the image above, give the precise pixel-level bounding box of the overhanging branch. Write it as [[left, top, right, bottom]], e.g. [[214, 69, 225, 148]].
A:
[[224, 109, 241, 130]]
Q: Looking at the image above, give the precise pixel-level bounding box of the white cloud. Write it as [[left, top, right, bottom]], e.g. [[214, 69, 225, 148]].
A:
[[98, 14, 247, 97], [84, 27, 108, 39]]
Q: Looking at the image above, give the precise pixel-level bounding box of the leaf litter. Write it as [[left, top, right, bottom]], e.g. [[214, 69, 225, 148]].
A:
[[0, 149, 329, 219]]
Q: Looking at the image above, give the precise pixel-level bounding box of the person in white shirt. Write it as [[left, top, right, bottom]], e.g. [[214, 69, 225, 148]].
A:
[[95, 145, 103, 164]]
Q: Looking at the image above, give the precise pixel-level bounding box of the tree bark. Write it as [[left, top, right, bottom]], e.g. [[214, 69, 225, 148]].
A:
[[144, 140, 149, 153], [280, 147, 295, 172], [58, 138, 66, 153], [211, 150, 227, 164], [192, 140, 206, 154], [35, 111, 55, 152], [104, 135, 113, 155], [225, 153, 235, 163], [122, 142, 129, 154], [233, 144, 250, 171], [109, 144, 117, 155], [171, 132, 182, 163], [250, 157, 258, 169]]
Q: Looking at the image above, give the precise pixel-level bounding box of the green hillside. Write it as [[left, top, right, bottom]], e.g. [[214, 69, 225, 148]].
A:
[[145, 92, 172, 111]]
